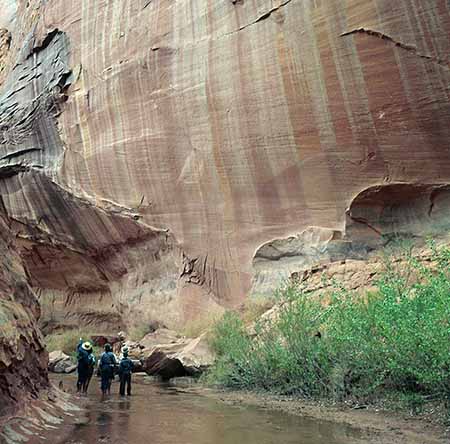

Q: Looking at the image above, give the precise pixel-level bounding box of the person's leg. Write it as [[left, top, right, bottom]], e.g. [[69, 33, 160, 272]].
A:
[[83, 373, 92, 393], [119, 375, 125, 396], [76, 368, 83, 392], [77, 369, 87, 393], [127, 374, 131, 396], [101, 373, 108, 394], [107, 375, 112, 395]]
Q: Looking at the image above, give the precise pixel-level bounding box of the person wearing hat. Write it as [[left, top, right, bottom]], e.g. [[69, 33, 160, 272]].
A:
[[99, 343, 117, 395], [82, 344, 96, 394], [118, 346, 134, 396], [76, 339, 93, 393]]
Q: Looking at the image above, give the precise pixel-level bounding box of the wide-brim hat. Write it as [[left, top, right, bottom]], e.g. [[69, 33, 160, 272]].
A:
[[82, 341, 93, 351]]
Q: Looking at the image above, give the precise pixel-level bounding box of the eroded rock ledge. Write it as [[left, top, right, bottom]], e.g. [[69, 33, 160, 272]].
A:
[[1, 170, 177, 332], [0, 214, 48, 418], [252, 183, 450, 295]]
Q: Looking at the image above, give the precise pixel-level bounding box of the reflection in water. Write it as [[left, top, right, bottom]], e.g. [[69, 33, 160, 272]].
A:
[[118, 400, 131, 412], [64, 376, 364, 444]]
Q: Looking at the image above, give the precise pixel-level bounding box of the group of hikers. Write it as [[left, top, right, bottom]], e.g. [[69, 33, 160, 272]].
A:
[[76, 339, 134, 396]]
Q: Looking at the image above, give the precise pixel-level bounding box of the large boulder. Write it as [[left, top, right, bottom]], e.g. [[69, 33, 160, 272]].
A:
[[116, 330, 186, 372], [143, 333, 214, 380], [139, 329, 185, 352], [48, 351, 75, 374], [174, 334, 214, 376], [144, 351, 187, 380]]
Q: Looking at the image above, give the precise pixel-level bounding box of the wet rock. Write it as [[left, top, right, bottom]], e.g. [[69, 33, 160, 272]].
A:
[[48, 351, 75, 373]]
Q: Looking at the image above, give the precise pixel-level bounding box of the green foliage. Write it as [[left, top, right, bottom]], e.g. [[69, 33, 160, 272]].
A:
[[207, 243, 450, 413], [206, 312, 253, 387], [45, 329, 101, 359]]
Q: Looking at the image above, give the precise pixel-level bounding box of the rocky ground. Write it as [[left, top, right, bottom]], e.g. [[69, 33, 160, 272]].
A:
[[3, 373, 446, 444], [0, 384, 85, 444]]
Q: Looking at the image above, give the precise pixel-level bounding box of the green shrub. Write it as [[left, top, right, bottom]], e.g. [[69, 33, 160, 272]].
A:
[[207, 242, 450, 413], [206, 312, 253, 387], [45, 329, 101, 359]]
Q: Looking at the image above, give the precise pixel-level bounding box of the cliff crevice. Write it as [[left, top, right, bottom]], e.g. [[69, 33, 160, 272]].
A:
[[340, 28, 450, 69]]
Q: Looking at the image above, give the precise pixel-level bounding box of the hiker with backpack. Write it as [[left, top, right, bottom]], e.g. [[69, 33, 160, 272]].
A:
[[82, 347, 96, 393], [99, 343, 117, 395], [118, 346, 134, 396], [76, 339, 93, 394]]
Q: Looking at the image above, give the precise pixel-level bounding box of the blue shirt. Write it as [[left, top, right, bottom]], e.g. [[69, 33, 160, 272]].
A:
[[119, 357, 134, 375], [100, 351, 117, 369]]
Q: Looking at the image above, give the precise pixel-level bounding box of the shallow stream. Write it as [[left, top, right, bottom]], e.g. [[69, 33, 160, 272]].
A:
[[57, 375, 369, 444]]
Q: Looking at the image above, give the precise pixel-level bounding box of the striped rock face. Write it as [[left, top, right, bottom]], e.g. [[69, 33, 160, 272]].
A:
[[0, 0, 449, 332]]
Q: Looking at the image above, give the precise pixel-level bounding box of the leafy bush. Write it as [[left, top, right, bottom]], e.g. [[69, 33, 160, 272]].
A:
[[207, 243, 450, 413], [45, 329, 101, 358]]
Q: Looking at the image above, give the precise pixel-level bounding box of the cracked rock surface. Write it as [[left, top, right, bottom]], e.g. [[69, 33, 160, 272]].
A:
[[0, 214, 48, 419], [0, 0, 450, 413]]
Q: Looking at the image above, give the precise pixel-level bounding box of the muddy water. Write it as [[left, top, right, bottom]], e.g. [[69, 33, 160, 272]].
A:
[[60, 375, 366, 444]]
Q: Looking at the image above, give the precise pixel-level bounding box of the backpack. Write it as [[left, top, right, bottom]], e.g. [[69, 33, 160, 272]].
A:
[[119, 358, 133, 375], [77, 348, 90, 366], [88, 354, 96, 368], [100, 352, 115, 369]]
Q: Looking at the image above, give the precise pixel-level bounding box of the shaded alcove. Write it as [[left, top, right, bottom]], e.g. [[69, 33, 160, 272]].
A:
[[345, 183, 450, 249]]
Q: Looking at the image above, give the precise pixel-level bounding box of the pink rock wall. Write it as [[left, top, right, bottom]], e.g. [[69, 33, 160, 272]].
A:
[[0, 0, 449, 331]]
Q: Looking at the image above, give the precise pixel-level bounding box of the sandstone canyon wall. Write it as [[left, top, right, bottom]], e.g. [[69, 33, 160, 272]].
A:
[[0, 213, 48, 418], [0, 0, 449, 340]]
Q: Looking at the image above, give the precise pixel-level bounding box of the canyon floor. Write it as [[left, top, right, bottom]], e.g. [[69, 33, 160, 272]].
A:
[[205, 389, 448, 444], [3, 373, 446, 444]]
